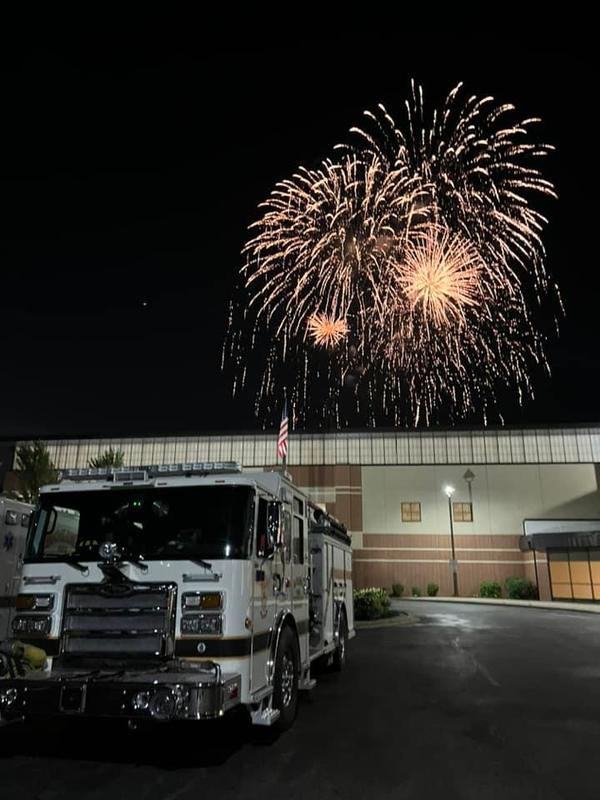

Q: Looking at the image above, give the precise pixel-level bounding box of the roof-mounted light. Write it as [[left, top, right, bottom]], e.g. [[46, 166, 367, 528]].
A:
[[152, 462, 242, 477], [58, 462, 243, 482]]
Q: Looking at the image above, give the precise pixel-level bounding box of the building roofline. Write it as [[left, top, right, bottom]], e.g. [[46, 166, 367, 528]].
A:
[[5, 421, 600, 443]]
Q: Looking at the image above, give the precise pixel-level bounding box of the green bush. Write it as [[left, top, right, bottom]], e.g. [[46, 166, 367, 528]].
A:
[[411, 586, 422, 597], [353, 587, 391, 620], [426, 582, 439, 597], [479, 580, 502, 598], [505, 576, 538, 600], [391, 583, 404, 597]]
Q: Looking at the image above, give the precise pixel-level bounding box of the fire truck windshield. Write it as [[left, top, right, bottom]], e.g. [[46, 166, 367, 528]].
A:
[[26, 485, 254, 562]]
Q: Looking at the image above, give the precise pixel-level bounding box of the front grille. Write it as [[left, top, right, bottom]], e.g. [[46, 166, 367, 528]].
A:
[[61, 583, 176, 659]]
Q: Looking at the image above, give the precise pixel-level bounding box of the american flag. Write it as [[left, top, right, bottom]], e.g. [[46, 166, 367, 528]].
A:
[[277, 399, 289, 460]]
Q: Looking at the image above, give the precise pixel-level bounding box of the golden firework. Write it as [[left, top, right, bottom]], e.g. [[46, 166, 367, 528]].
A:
[[397, 226, 484, 327], [225, 80, 558, 428], [307, 313, 349, 349]]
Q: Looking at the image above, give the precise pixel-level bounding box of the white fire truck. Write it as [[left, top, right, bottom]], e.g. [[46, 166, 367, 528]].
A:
[[0, 463, 354, 731], [0, 496, 33, 641]]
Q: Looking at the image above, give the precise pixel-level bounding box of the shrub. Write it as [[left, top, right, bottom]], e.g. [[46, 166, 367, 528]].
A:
[[88, 447, 125, 469], [12, 442, 58, 503], [426, 582, 439, 597], [411, 586, 422, 597], [391, 583, 404, 597], [353, 587, 391, 620], [505, 576, 538, 600], [479, 580, 502, 598]]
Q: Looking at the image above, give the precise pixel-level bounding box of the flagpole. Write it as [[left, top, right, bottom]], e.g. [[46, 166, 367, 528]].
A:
[[277, 394, 288, 474], [283, 393, 288, 471], [283, 391, 287, 471]]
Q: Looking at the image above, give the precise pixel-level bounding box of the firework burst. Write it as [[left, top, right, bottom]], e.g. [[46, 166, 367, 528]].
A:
[[225, 81, 558, 428], [242, 154, 425, 348], [345, 80, 556, 283], [306, 312, 349, 349], [395, 224, 485, 327]]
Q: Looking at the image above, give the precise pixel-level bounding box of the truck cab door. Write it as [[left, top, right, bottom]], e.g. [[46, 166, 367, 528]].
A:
[[290, 497, 309, 668], [251, 497, 282, 694], [274, 495, 309, 671]]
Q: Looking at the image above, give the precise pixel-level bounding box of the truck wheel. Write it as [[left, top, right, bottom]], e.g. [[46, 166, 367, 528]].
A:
[[332, 612, 347, 672], [272, 626, 299, 731]]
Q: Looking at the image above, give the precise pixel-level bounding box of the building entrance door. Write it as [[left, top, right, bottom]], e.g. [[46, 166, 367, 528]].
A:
[[548, 549, 600, 601]]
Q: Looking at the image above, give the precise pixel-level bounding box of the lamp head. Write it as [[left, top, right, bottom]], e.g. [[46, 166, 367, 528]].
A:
[[444, 485, 455, 498]]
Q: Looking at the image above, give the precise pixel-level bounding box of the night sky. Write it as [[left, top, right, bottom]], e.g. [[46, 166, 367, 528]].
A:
[[0, 36, 594, 440]]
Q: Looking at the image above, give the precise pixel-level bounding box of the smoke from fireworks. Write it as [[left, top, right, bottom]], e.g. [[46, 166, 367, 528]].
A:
[[225, 81, 558, 427]]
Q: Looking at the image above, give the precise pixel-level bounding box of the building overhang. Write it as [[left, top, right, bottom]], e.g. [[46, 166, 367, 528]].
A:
[[520, 531, 600, 552]]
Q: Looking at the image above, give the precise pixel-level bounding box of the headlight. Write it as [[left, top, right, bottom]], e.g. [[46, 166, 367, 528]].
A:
[[0, 688, 18, 707], [132, 687, 191, 719], [12, 615, 52, 636], [149, 690, 176, 720], [132, 691, 151, 711], [181, 614, 223, 635], [15, 594, 55, 611], [182, 592, 223, 611]]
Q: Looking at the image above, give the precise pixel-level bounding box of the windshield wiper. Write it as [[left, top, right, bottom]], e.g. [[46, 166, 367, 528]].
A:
[[190, 558, 214, 571], [187, 558, 222, 581], [98, 562, 134, 585], [63, 558, 89, 574], [120, 552, 149, 573]]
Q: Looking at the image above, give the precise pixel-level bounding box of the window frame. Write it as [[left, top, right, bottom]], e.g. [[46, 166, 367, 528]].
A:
[[452, 502, 473, 523], [401, 502, 421, 523]]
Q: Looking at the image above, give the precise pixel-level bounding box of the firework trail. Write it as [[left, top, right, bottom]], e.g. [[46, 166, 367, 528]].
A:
[[242, 154, 425, 351], [224, 81, 558, 428]]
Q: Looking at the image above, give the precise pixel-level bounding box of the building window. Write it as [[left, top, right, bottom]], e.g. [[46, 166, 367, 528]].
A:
[[401, 502, 421, 522], [453, 502, 473, 522]]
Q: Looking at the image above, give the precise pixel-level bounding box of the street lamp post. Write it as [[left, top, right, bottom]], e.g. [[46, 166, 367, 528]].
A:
[[444, 485, 459, 597]]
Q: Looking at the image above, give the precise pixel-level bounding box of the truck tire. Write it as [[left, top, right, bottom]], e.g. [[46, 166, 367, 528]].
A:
[[332, 612, 347, 672], [272, 626, 299, 731]]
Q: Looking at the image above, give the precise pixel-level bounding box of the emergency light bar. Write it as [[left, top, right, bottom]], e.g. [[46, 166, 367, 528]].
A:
[[58, 462, 243, 482]]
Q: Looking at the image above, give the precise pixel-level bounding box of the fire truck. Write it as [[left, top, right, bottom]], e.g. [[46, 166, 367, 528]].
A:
[[0, 496, 33, 641], [0, 463, 354, 732]]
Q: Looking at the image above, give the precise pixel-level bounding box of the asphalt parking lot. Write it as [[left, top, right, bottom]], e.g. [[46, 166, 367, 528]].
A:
[[3, 600, 600, 799]]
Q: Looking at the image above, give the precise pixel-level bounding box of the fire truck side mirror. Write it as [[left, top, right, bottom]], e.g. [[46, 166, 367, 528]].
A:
[[46, 508, 57, 535], [269, 502, 284, 552], [257, 501, 280, 560], [257, 540, 275, 560]]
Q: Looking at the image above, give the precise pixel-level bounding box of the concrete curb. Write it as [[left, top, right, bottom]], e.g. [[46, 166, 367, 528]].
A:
[[392, 597, 600, 614]]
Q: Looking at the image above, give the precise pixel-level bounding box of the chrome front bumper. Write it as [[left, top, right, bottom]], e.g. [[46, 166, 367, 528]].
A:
[[0, 662, 241, 722]]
